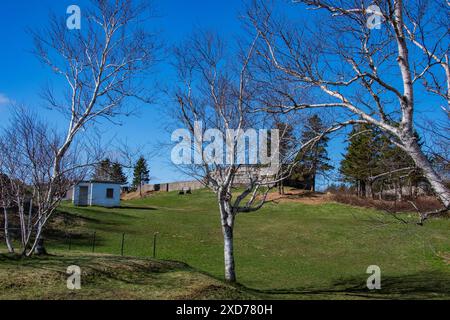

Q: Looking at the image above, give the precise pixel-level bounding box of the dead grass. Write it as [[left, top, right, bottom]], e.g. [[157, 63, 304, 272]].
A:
[[121, 190, 158, 201], [330, 193, 445, 213], [265, 189, 332, 205], [0, 253, 253, 300]]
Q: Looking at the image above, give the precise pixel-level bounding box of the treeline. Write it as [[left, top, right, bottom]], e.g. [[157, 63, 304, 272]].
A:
[[280, 117, 437, 201], [92, 157, 150, 195], [339, 124, 427, 200], [276, 115, 334, 194]]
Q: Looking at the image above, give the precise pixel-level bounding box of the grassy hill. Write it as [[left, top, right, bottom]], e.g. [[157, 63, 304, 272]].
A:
[[0, 253, 252, 300], [1, 189, 449, 299]]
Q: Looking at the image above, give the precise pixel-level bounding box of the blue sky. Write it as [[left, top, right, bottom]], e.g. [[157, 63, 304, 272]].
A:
[[0, 0, 251, 184], [1, 1, 442, 189]]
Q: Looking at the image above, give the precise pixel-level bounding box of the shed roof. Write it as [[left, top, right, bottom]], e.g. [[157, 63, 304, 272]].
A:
[[78, 180, 124, 185]]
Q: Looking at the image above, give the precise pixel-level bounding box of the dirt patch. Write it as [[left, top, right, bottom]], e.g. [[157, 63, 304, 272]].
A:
[[330, 193, 444, 213], [437, 252, 450, 265], [266, 190, 333, 205], [121, 190, 158, 201]]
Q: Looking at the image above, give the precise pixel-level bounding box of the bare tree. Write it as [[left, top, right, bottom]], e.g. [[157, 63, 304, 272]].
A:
[[0, 173, 14, 253], [170, 31, 283, 282], [169, 31, 354, 282], [247, 0, 450, 214], [0, 109, 91, 255], [12, 0, 160, 255]]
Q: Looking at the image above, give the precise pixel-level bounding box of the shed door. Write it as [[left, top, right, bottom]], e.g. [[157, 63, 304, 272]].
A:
[[78, 186, 89, 206]]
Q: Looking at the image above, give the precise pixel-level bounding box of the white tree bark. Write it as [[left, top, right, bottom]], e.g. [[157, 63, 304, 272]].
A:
[[219, 194, 237, 282], [249, 0, 450, 210], [3, 207, 14, 253], [222, 224, 236, 282], [402, 136, 450, 208]]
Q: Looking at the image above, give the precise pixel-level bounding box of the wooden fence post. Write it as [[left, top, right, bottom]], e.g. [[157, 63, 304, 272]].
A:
[[121, 233, 125, 256], [92, 231, 96, 253], [153, 233, 158, 259]]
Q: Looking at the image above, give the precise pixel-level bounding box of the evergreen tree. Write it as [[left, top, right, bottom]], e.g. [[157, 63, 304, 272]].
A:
[[132, 157, 150, 196], [110, 162, 127, 185], [275, 122, 295, 195], [93, 159, 128, 185], [340, 124, 421, 199], [93, 158, 112, 181], [295, 115, 334, 192], [340, 124, 381, 197]]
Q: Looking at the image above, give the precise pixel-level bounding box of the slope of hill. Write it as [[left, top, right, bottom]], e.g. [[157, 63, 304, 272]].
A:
[[0, 253, 253, 300], [1, 189, 449, 300]]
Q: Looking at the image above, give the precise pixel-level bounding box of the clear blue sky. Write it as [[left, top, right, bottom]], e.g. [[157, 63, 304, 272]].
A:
[[0, 0, 250, 184], [0, 1, 443, 188]]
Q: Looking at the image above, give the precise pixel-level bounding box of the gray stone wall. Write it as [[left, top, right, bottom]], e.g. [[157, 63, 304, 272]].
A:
[[142, 180, 204, 193]]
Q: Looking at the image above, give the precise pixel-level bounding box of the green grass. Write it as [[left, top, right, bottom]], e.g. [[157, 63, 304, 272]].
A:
[[0, 253, 252, 300], [1, 189, 449, 299]]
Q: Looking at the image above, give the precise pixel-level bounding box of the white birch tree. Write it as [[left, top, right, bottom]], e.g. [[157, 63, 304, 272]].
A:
[[247, 0, 450, 218], [0, 0, 159, 256]]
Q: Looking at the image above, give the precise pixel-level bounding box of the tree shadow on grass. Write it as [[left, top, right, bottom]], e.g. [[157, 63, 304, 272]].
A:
[[43, 210, 127, 243], [118, 206, 157, 211], [244, 271, 450, 299], [0, 253, 194, 287]]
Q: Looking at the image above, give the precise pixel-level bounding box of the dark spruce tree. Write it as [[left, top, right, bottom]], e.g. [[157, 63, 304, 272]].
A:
[[275, 122, 296, 195], [93, 158, 112, 181], [340, 124, 421, 199], [132, 157, 150, 197], [110, 162, 127, 185], [340, 124, 381, 197], [294, 115, 334, 192]]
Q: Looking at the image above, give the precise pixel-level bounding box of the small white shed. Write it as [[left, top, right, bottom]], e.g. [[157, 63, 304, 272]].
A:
[[73, 181, 121, 208]]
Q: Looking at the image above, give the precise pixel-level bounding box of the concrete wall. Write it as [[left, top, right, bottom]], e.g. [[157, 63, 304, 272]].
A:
[[73, 182, 121, 207], [141, 180, 204, 193], [140, 168, 277, 193]]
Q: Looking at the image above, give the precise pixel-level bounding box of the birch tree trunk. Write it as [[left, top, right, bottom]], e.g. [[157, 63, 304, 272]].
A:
[[223, 224, 236, 282], [219, 199, 236, 283], [3, 207, 14, 253], [403, 135, 450, 208], [27, 217, 47, 256]]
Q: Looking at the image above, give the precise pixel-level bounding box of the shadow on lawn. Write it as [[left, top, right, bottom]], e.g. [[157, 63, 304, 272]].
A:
[[0, 253, 194, 286], [245, 271, 450, 299], [119, 206, 157, 211]]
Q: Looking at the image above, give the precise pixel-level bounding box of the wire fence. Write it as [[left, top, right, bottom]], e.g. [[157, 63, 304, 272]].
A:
[[1, 229, 162, 259], [65, 231, 161, 258]]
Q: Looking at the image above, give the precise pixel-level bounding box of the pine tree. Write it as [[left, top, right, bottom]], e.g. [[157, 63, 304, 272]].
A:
[[110, 162, 127, 185], [340, 124, 381, 197], [340, 124, 421, 199], [295, 115, 334, 192], [132, 157, 150, 197], [93, 158, 112, 181], [275, 122, 295, 195]]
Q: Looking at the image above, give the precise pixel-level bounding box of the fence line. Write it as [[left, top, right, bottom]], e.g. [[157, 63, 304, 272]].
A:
[[1, 228, 162, 259]]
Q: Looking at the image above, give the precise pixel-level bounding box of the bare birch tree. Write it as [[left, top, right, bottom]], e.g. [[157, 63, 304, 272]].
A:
[[247, 0, 450, 216], [2, 0, 159, 256], [0, 173, 15, 253], [0, 109, 96, 255], [170, 32, 273, 282], [169, 31, 358, 282]]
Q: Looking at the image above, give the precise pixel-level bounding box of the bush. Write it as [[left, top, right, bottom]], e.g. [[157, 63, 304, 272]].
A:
[[330, 193, 444, 213]]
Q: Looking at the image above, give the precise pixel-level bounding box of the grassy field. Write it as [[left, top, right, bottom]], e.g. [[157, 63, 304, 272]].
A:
[[1, 189, 449, 299], [0, 253, 252, 300]]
